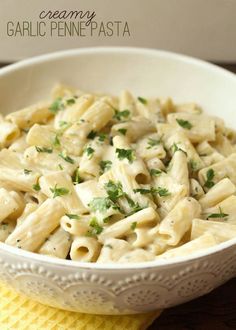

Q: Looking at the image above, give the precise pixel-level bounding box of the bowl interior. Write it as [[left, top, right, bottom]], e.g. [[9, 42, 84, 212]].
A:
[[0, 47, 236, 270], [0, 47, 236, 128]]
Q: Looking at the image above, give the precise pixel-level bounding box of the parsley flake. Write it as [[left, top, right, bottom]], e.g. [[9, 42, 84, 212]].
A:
[[113, 109, 130, 121], [171, 143, 187, 155], [126, 201, 144, 215], [131, 222, 137, 230], [134, 187, 170, 197], [138, 96, 147, 105], [99, 160, 112, 174], [105, 244, 113, 249], [150, 169, 162, 177], [66, 98, 76, 105], [88, 197, 116, 213], [87, 217, 103, 236], [189, 159, 198, 172], [35, 146, 53, 153], [87, 130, 97, 139], [204, 169, 215, 188], [53, 134, 61, 147], [147, 138, 161, 149], [116, 148, 135, 163], [33, 183, 41, 191], [66, 214, 80, 220], [133, 188, 153, 195], [104, 181, 124, 202], [98, 133, 107, 142], [49, 97, 64, 114], [73, 168, 82, 184], [156, 187, 171, 197], [59, 152, 75, 164], [84, 146, 95, 159], [50, 184, 69, 198], [176, 118, 193, 130], [103, 216, 111, 223], [207, 207, 228, 220], [59, 121, 70, 129], [24, 169, 32, 175], [118, 128, 127, 136]]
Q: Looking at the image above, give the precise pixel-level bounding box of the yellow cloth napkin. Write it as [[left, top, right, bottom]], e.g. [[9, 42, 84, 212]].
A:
[[0, 282, 162, 330]]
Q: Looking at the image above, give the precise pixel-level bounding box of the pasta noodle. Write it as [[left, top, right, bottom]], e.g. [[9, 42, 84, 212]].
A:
[[1, 86, 236, 263], [38, 227, 71, 259], [5, 198, 65, 251]]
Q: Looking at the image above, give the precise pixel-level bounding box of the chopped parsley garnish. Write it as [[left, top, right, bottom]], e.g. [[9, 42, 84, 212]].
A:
[[87, 217, 103, 236], [66, 98, 76, 105], [58, 164, 64, 170], [204, 169, 215, 188], [73, 168, 82, 184], [156, 187, 171, 197], [103, 216, 111, 223], [49, 97, 64, 114], [88, 197, 116, 213], [35, 146, 53, 153], [52, 134, 61, 147], [105, 244, 113, 249], [59, 152, 75, 164], [116, 148, 135, 163], [134, 187, 170, 197], [118, 128, 127, 135], [131, 222, 137, 230], [189, 159, 198, 172], [138, 96, 147, 105], [109, 136, 113, 146], [87, 130, 97, 139], [87, 131, 107, 142], [59, 121, 70, 129], [84, 146, 95, 159], [33, 183, 41, 191], [24, 169, 32, 175], [104, 181, 124, 202], [176, 118, 193, 130], [66, 214, 80, 220], [126, 201, 144, 215], [122, 192, 142, 212], [103, 181, 144, 215], [133, 188, 153, 195], [98, 133, 107, 142], [50, 184, 69, 198], [207, 207, 228, 220], [171, 143, 187, 155], [150, 169, 162, 177], [147, 138, 161, 149], [113, 109, 130, 121], [99, 160, 112, 174]]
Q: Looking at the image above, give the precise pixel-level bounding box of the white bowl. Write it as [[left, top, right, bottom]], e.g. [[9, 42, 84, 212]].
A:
[[0, 47, 235, 315]]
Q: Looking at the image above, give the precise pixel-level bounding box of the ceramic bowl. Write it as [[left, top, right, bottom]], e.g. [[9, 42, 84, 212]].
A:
[[0, 47, 235, 314]]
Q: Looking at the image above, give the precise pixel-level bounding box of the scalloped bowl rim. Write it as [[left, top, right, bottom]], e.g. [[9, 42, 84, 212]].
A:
[[0, 46, 235, 270]]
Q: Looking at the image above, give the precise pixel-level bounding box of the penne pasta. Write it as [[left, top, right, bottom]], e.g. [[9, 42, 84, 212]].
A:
[[70, 236, 101, 262], [38, 227, 71, 259], [5, 198, 65, 251], [6, 101, 52, 129], [156, 233, 217, 259], [1, 86, 236, 263], [159, 197, 201, 245], [191, 218, 236, 243]]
